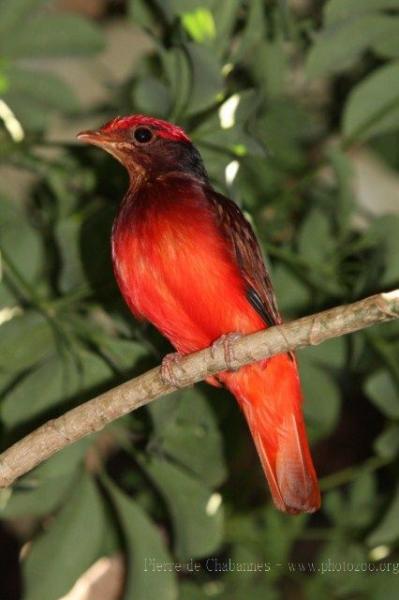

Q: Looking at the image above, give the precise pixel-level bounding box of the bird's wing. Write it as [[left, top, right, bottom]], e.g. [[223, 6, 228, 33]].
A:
[[208, 189, 281, 328]]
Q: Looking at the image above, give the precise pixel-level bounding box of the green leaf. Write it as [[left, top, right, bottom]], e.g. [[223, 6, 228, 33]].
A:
[[301, 337, 346, 370], [161, 47, 192, 119], [343, 63, 399, 143], [211, 0, 241, 54], [318, 538, 368, 595], [55, 214, 86, 293], [365, 215, 399, 286], [0, 312, 53, 375], [298, 209, 335, 265], [365, 369, 399, 418], [272, 265, 311, 315], [250, 38, 287, 98], [1, 472, 76, 519], [0, 0, 49, 38], [1, 439, 92, 519], [324, 0, 399, 26], [299, 356, 341, 441], [1, 349, 113, 428], [367, 485, 399, 546], [98, 337, 149, 372], [306, 15, 397, 78], [0, 195, 42, 287], [142, 455, 224, 560], [148, 389, 227, 487], [348, 472, 377, 528], [23, 472, 105, 600], [1, 14, 104, 58], [374, 424, 399, 458], [328, 146, 354, 237], [107, 480, 178, 600], [133, 77, 172, 118], [3, 68, 79, 131], [372, 19, 399, 57], [186, 44, 223, 115]]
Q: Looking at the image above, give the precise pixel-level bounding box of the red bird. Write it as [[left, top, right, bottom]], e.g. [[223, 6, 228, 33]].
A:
[[78, 115, 320, 514]]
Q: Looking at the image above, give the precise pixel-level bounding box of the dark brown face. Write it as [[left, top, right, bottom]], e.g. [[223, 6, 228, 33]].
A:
[[78, 121, 209, 183]]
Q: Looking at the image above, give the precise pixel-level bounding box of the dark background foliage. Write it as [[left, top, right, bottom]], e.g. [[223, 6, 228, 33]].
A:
[[1, 0, 399, 598]]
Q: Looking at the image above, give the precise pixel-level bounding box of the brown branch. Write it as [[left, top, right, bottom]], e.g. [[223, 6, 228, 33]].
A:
[[1, 290, 398, 488]]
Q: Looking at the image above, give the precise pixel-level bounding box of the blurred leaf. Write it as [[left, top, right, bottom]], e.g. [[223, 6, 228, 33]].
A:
[[367, 485, 399, 546], [1, 439, 93, 518], [3, 67, 79, 131], [301, 337, 346, 370], [343, 64, 399, 142], [142, 455, 224, 560], [272, 264, 311, 315], [256, 100, 309, 170], [365, 369, 399, 418], [251, 38, 287, 98], [148, 389, 226, 486], [179, 583, 206, 600], [186, 44, 223, 115], [107, 479, 178, 600], [161, 47, 192, 118], [298, 209, 335, 265], [364, 215, 399, 286], [372, 19, 399, 57], [324, 0, 399, 26], [98, 336, 149, 372], [1, 14, 104, 58], [1, 349, 113, 428], [128, 0, 170, 31], [233, 0, 265, 62], [0, 195, 42, 286], [0, 312, 53, 374], [328, 147, 354, 237], [374, 424, 399, 458], [133, 77, 172, 118], [318, 538, 368, 595], [0, 0, 49, 38], [211, 0, 241, 54], [23, 472, 105, 600], [1, 471, 76, 519], [348, 471, 377, 528], [306, 14, 397, 78], [299, 356, 341, 441], [55, 214, 86, 293]]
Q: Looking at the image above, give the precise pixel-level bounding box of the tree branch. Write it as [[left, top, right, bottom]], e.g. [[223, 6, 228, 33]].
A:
[[1, 290, 398, 488]]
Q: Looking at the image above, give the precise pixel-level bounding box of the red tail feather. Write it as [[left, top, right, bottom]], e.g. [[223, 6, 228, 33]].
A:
[[224, 354, 320, 514]]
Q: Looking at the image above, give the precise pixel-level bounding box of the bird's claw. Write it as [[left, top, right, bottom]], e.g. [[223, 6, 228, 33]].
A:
[[211, 332, 243, 372], [160, 352, 185, 388]]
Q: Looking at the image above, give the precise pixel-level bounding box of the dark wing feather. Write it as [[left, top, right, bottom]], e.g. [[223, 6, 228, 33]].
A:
[[208, 188, 281, 327]]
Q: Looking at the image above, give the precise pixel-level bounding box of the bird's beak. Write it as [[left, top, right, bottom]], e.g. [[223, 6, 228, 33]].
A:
[[77, 128, 128, 165], [77, 129, 111, 147]]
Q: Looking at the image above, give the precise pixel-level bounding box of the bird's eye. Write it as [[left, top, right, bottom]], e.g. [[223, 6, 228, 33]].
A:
[[133, 127, 153, 144]]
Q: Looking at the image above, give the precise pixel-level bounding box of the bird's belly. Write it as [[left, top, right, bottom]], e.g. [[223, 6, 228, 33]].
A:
[[112, 204, 264, 354]]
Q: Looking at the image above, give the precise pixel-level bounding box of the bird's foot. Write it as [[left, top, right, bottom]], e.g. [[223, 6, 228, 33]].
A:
[[211, 332, 243, 372], [160, 352, 185, 388]]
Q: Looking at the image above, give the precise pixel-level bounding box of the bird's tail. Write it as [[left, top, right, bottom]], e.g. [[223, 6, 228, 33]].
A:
[[223, 353, 320, 514]]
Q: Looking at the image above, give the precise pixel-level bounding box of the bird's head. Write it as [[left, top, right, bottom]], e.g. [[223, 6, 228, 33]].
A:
[[77, 114, 208, 183]]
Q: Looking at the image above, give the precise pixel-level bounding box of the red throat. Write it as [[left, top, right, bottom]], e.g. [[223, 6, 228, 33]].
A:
[[99, 114, 191, 143]]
